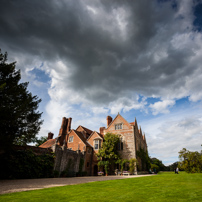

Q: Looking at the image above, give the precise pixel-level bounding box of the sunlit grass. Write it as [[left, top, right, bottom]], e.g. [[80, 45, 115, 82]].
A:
[[1, 172, 202, 202]]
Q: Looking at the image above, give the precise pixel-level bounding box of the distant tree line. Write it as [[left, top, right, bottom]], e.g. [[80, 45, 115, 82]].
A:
[[150, 145, 202, 174]]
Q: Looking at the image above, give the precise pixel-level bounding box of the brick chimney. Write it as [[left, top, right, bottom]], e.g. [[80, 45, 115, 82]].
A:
[[59, 117, 67, 136], [66, 117, 72, 133], [48, 132, 54, 140], [59, 117, 68, 146], [99, 127, 105, 135], [106, 116, 113, 127]]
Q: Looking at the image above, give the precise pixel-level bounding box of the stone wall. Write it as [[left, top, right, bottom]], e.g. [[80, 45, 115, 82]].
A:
[[52, 144, 86, 174]]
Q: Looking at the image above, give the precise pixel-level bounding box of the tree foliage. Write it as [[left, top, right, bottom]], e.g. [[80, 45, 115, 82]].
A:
[[166, 161, 179, 171], [150, 157, 166, 171], [136, 147, 151, 171], [97, 133, 120, 174], [34, 136, 48, 147], [178, 147, 202, 173], [0, 149, 54, 179], [151, 163, 159, 173], [97, 132, 120, 162], [129, 158, 137, 174], [0, 50, 43, 149]]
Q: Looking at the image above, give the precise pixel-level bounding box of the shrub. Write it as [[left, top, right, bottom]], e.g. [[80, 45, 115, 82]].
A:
[[0, 149, 54, 179]]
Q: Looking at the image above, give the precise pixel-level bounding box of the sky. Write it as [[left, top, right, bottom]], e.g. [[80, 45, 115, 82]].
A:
[[1, 0, 202, 165]]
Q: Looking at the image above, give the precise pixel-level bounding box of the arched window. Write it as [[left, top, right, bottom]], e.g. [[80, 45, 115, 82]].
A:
[[117, 136, 123, 151]]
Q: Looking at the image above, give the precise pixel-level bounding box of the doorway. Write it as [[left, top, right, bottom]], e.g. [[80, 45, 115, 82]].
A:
[[94, 165, 98, 176]]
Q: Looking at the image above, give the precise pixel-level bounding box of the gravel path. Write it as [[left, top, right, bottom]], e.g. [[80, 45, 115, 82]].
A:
[[0, 175, 153, 195]]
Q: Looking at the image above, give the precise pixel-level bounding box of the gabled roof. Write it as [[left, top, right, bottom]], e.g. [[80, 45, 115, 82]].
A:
[[76, 125, 93, 136], [39, 139, 56, 149], [71, 130, 93, 148], [87, 131, 103, 141], [106, 113, 131, 129]]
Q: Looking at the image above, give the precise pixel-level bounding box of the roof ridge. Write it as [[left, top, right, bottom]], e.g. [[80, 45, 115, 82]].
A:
[[87, 131, 103, 141], [72, 130, 92, 148], [106, 113, 130, 129]]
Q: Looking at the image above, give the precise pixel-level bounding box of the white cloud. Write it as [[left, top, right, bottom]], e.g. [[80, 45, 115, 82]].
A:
[[1, 0, 202, 165], [109, 96, 146, 115], [149, 100, 175, 115], [142, 108, 202, 165]]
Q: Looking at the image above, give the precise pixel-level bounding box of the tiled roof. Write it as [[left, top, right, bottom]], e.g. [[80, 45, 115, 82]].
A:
[[130, 122, 135, 125], [79, 126, 93, 136], [87, 131, 103, 141], [39, 139, 56, 148], [73, 130, 93, 148]]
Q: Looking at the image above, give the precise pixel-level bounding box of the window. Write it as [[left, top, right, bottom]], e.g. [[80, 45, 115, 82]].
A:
[[117, 137, 123, 151], [69, 136, 74, 142], [68, 148, 72, 150], [87, 162, 90, 167], [115, 123, 123, 130], [94, 139, 101, 150]]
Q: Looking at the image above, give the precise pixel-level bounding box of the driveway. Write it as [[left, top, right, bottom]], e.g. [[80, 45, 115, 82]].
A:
[[0, 175, 153, 195]]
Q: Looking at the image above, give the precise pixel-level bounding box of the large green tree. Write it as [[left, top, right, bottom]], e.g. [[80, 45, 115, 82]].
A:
[[97, 133, 120, 173], [97, 133, 120, 162], [0, 50, 43, 149], [178, 147, 202, 173], [150, 157, 166, 171]]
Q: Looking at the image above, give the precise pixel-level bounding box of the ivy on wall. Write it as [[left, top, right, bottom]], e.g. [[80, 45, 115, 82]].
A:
[[136, 148, 150, 171]]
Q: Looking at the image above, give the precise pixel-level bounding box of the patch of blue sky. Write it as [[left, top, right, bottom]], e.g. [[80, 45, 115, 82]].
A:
[[193, 3, 202, 32], [27, 67, 51, 116], [30, 66, 51, 83], [145, 97, 161, 105], [121, 108, 157, 126], [123, 97, 195, 129], [169, 97, 194, 113]]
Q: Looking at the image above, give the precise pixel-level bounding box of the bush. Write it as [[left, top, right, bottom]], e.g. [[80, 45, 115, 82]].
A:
[[129, 158, 137, 174], [151, 163, 159, 173], [0, 149, 54, 179]]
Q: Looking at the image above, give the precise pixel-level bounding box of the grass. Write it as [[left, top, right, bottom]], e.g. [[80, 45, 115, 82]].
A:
[[0, 172, 202, 202]]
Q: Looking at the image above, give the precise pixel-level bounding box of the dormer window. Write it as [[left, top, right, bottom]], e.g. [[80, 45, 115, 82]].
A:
[[94, 139, 101, 150], [115, 123, 123, 130]]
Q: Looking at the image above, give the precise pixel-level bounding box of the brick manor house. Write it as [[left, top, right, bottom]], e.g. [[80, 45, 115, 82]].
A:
[[40, 113, 148, 175]]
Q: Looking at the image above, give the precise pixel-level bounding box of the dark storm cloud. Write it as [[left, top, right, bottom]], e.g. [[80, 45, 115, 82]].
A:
[[0, 0, 201, 104]]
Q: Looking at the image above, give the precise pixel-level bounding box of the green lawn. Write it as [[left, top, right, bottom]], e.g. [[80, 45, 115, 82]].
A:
[[1, 172, 202, 202]]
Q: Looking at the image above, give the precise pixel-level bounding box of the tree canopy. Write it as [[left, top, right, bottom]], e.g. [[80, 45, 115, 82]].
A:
[[97, 132, 120, 162], [178, 147, 202, 173], [96, 132, 120, 174], [34, 136, 48, 147], [0, 50, 43, 149], [150, 157, 166, 171]]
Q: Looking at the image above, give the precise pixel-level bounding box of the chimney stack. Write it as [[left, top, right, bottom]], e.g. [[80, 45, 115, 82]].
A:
[[58, 117, 72, 146], [48, 132, 54, 140], [66, 117, 72, 133], [106, 116, 113, 127], [59, 117, 67, 136], [99, 127, 105, 135]]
